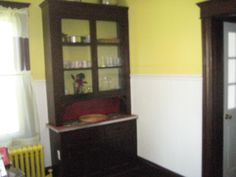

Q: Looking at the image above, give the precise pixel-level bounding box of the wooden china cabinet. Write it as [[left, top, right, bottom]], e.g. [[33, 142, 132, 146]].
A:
[[40, 1, 137, 176]]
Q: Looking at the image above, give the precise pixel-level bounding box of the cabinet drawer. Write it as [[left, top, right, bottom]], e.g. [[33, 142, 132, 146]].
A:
[[61, 128, 91, 143], [63, 140, 90, 152], [61, 126, 105, 154], [104, 120, 136, 138], [62, 126, 104, 142]]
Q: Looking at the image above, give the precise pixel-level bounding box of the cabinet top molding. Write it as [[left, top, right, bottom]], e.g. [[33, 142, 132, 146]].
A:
[[198, 0, 236, 18], [40, 0, 128, 10], [40, 0, 128, 20]]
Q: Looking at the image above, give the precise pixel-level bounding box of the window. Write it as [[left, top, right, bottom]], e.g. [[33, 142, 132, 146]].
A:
[[227, 32, 236, 110], [0, 4, 38, 146]]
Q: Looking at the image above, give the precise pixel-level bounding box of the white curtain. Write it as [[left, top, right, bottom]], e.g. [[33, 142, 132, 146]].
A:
[[0, 6, 39, 146]]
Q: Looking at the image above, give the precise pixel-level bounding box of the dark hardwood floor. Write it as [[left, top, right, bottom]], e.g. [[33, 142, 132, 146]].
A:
[[103, 159, 182, 177], [109, 165, 178, 177], [51, 158, 182, 177]]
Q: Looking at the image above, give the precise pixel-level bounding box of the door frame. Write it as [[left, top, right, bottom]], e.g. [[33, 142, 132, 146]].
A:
[[198, 1, 236, 177]]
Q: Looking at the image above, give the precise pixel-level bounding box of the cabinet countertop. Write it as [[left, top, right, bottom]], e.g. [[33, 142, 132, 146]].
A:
[[47, 114, 138, 133]]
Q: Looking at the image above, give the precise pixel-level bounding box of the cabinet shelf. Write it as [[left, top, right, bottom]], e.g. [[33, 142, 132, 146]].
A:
[[65, 93, 93, 99], [96, 42, 120, 46], [64, 67, 92, 71], [97, 38, 120, 44], [62, 42, 91, 46], [63, 90, 126, 103], [98, 66, 122, 69], [98, 89, 126, 96]]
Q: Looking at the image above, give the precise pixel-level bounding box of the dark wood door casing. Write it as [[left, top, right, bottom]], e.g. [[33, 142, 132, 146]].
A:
[[198, 1, 236, 177], [201, 18, 224, 177]]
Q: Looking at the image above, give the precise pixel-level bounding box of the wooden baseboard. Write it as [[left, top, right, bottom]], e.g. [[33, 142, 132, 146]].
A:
[[47, 157, 183, 177], [137, 157, 183, 177]]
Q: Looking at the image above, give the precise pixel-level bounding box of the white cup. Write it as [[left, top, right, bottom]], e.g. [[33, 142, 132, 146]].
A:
[[82, 60, 87, 68], [87, 61, 92, 67]]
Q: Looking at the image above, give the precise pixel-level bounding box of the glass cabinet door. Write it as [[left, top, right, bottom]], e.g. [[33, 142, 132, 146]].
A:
[[61, 19, 93, 95], [96, 20, 124, 91]]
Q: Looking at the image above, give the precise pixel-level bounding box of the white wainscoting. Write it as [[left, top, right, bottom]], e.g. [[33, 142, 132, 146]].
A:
[[33, 75, 202, 176], [131, 74, 202, 177], [32, 80, 51, 167]]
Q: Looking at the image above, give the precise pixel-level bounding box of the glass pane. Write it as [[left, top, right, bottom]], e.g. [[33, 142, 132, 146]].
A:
[[228, 59, 236, 84], [61, 19, 92, 96], [63, 46, 91, 69], [64, 70, 93, 95], [61, 19, 90, 43], [97, 46, 122, 67], [228, 85, 236, 109], [96, 21, 119, 43], [228, 32, 236, 57], [99, 68, 123, 91]]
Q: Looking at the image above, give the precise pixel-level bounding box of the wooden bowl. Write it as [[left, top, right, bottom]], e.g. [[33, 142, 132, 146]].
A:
[[79, 114, 108, 123]]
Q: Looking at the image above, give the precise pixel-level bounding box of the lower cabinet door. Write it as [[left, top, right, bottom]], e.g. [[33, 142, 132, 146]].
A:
[[63, 152, 87, 177], [57, 120, 137, 177], [86, 147, 105, 175]]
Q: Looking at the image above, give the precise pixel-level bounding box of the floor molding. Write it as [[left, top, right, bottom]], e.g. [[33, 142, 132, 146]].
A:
[[137, 157, 183, 177]]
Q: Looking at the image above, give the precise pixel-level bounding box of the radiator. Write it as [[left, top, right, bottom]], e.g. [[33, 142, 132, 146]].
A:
[[8, 144, 52, 177]]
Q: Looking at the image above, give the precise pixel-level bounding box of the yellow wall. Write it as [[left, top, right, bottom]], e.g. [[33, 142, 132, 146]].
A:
[[11, 0, 203, 79], [121, 0, 203, 74]]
